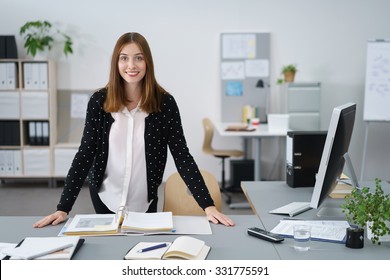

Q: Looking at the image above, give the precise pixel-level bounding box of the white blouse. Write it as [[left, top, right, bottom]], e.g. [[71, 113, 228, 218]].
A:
[[99, 105, 150, 213]]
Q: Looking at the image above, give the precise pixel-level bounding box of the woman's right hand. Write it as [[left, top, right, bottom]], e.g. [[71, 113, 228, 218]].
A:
[[33, 211, 68, 228]]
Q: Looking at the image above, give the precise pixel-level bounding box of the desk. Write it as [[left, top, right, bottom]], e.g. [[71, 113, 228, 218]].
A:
[[0, 215, 280, 260], [241, 181, 390, 259], [214, 122, 286, 181]]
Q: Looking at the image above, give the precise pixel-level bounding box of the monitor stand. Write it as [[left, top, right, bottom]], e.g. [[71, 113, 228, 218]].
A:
[[316, 206, 345, 218]]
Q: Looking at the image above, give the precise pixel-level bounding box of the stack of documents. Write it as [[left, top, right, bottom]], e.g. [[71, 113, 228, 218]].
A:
[[270, 220, 350, 243]]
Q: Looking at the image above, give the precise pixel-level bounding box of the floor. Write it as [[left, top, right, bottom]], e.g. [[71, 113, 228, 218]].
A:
[[0, 179, 253, 217]]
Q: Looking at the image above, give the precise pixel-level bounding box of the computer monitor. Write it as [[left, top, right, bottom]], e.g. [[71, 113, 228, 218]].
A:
[[310, 102, 356, 212], [269, 102, 357, 217]]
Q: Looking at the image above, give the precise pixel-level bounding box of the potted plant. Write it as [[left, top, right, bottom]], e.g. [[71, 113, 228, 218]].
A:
[[277, 64, 298, 84], [341, 178, 390, 244], [19, 20, 73, 58]]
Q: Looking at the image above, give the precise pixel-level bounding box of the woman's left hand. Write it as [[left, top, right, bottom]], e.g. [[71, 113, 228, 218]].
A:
[[205, 206, 235, 226]]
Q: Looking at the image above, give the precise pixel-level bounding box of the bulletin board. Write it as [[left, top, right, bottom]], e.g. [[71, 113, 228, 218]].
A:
[[220, 33, 270, 123]]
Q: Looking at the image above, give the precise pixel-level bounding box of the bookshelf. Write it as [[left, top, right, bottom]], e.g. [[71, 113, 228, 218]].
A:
[[0, 59, 57, 184]]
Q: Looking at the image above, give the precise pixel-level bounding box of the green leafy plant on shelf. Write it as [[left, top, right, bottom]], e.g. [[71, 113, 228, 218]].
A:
[[277, 64, 298, 84], [19, 20, 73, 57], [341, 178, 390, 244]]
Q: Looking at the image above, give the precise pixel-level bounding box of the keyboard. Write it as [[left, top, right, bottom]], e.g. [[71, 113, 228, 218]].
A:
[[269, 202, 311, 217]]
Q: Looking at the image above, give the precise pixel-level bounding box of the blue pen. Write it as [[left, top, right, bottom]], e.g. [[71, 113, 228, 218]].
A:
[[137, 243, 168, 253]]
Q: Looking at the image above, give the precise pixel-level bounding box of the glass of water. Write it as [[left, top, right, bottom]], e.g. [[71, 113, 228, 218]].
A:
[[293, 225, 311, 252]]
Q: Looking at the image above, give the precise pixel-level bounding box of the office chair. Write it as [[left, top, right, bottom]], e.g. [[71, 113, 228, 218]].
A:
[[163, 170, 222, 215], [202, 118, 244, 204]]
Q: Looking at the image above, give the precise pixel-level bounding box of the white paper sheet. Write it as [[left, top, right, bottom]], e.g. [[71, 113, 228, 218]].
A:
[[245, 59, 269, 77], [271, 220, 350, 242], [222, 34, 256, 59], [71, 93, 89, 119], [221, 62, 245, 80]]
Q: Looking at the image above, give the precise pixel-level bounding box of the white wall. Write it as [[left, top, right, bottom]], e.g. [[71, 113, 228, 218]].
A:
[[1, 0, 390, 181]]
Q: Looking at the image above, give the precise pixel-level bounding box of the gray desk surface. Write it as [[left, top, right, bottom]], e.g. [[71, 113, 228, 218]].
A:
[[0, 215, 281, 260], [242, 181, 390, 259]]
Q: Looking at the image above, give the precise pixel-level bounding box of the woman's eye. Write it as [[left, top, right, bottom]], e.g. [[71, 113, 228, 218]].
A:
[[135, 56, 144, 61], [120, 56, 128, 62]]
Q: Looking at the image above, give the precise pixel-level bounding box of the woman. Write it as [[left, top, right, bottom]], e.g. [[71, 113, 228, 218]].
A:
[[34, 32, 235, 228]]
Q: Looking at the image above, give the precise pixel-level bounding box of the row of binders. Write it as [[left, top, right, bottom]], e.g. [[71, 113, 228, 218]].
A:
[[26, 121, 49, 146], [0, 62, 48, 90], [0, 62, 16, 89], [23, 62, 48, 90], [0, 150, 21, 176]]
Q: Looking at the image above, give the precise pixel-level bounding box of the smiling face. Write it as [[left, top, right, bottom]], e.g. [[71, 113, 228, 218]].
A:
[[118, 43, 147, 87]]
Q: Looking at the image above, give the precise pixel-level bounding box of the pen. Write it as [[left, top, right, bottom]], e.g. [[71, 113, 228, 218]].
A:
[[137, 243, 168, 253]]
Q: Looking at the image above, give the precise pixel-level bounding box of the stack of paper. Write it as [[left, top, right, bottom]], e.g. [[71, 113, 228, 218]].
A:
[[270, 220, 350, 243]]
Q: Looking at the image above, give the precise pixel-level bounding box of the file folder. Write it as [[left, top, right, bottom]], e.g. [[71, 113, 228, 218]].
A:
[[28, 121, 37, 145], [23, 63, 33, 89], [31, 63, 40, 89], [36, 121, 43, 145], [0, 63, 6, 89], [42, 121, 49, 145], [0, 35, 18, 59], [39, 63, 48, 89], [4, 150, 14, 175], [0, 36, 5, 58], [0, 151, 5, 175], [13, 150, 21, 175], [6, 63, 16, 89]]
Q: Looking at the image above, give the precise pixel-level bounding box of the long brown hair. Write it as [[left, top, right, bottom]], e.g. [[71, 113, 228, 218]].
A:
[[104, 32, 166, 113]]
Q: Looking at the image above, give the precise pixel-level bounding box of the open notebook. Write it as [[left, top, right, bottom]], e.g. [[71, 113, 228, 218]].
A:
[[124, 236, 210, 260]]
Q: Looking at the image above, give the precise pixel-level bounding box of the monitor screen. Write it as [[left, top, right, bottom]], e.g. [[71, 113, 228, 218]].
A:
[[310, 102, 356, 209]]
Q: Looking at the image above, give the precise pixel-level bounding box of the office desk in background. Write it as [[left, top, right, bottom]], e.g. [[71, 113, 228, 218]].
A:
[[0, 215, 280, 260], [214, 122, 287, 181], [241, 181, 390, 259]]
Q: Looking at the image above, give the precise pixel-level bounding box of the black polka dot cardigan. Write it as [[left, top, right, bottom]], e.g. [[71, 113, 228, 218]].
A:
[[57, 88, 214, 214]]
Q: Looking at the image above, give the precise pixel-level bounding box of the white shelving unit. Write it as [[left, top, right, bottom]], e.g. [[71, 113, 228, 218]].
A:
[[0, 59, 57, 185]]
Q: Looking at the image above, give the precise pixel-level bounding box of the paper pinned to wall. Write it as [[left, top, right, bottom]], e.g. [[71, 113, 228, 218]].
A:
[[71, 93, 89, 119], [221, 61, 245, 80], [245, 59, 269, 77], [222, 34, 256, 59], [225, 81, 243, 96]]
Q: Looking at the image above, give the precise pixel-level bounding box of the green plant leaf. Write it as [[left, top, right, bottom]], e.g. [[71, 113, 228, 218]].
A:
[[19, 20, 73, 58]]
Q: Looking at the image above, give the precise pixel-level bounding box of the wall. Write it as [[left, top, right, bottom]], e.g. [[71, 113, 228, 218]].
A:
[[1, 0, 390, 181]]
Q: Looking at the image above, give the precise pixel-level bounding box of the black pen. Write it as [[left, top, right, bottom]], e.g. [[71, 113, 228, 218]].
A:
[[137, 243, 168, 253]]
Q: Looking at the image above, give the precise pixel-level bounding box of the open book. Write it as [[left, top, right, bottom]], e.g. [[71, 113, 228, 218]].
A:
[[2, 236, 83, 260], [124, 236, 210, 260], [61, 212, 173, 236]]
